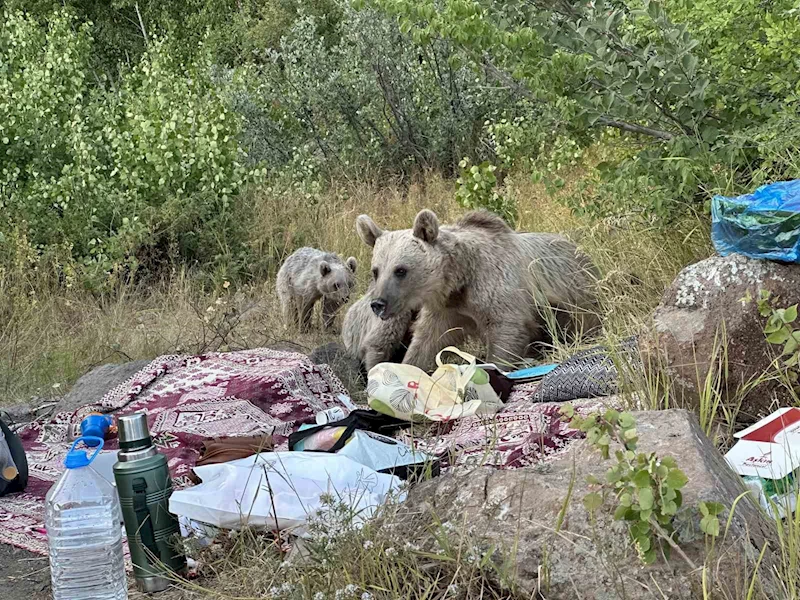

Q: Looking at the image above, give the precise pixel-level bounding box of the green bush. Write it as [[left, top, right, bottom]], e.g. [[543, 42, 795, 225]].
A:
[[455, 158, 517, 225], [234, 6, 531, 179], [0, 11, 253, 289], [369, 0, 800, 221]]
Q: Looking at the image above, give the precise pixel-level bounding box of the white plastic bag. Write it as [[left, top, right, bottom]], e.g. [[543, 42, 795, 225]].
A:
[[168, 452, 404, 535], [294, 424, 436, 475], [368, 346, 503, 421]]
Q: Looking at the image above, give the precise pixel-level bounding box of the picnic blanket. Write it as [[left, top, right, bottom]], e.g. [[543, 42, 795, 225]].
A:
[[0, 348, 348, 555], [397, 382, 610, 470], [0, 348, 609, 558]]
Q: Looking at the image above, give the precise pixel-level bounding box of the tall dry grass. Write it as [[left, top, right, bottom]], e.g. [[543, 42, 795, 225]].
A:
[[0, 168, 711, 404]]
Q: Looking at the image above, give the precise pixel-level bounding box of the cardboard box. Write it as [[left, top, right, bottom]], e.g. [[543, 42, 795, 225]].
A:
[[724, 407, 800, 518]]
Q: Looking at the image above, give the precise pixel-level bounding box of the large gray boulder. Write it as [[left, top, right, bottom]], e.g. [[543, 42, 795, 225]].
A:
[[54, 360, 150, 414], [390, 410, 780, 600], [643, 254, 800, 422]]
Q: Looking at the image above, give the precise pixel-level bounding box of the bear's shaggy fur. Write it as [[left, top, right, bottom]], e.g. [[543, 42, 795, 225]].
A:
[[341, 287, 416, 371], [276, 247, 357, 331], [355, 209, 600, 371]]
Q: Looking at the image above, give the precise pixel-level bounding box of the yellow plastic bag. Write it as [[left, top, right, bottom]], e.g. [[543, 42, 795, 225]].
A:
[[366, 347, 503, 422]]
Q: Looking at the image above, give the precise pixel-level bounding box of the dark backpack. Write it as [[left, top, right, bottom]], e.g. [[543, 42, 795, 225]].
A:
[[0, 418, 28, 497]]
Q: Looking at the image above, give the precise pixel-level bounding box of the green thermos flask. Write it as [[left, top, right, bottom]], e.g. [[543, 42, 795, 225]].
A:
[[113, 413, 186, 592]]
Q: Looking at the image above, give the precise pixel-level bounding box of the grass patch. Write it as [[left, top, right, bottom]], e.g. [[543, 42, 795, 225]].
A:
[[0, 166, 712, 404]]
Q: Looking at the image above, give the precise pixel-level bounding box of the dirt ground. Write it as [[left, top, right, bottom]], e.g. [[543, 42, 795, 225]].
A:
[[0, 543, 50, 599], [0, 543, 195, 599]]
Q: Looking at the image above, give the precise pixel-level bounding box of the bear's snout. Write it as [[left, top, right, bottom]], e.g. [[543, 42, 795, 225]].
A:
[[370, 299, 387, 319]]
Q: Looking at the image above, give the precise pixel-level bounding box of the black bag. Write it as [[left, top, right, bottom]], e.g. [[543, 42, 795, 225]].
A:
[[0, 418, 28, 497], [288, 410, 440, 481]]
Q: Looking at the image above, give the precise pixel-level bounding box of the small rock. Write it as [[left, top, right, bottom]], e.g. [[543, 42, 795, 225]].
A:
[[643, 254, 800, 421], [389, 409, 781, 600], [54, 360, 150, 414]]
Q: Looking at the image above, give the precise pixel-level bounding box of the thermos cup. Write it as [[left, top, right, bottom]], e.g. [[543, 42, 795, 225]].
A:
[[113, 413, 186, 592]]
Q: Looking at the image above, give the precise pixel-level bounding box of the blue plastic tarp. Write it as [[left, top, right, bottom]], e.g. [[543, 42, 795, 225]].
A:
[[711, 179, 800, 263]]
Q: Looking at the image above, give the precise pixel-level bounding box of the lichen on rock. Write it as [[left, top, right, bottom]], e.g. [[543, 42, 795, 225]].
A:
[[672, 254, 777, 309]]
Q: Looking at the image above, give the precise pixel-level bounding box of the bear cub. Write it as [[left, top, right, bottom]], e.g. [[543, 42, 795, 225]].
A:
[[277, 247, 357, 331]]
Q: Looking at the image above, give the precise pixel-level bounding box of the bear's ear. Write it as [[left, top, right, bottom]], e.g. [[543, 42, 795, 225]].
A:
[[356, 215, 383, 248], [412, 209, 439, 243], [319, 261, 331, 277], [346, 257, 357, 273]]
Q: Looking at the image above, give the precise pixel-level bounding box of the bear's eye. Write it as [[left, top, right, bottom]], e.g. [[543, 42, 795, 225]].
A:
[[394, 267, 407, 279], [372, 267, 379, 280]]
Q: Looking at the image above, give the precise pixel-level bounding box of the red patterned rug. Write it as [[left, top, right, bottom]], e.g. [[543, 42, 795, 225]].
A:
[[0, 350, 608, 558], [397, 383, 611, 470], [0, 349, 348, 555]]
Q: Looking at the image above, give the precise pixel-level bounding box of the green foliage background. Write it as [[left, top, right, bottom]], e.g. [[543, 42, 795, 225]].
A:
[[3, 0, 800, 288]]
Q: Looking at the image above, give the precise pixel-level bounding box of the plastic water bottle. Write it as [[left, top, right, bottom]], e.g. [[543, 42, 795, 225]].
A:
[[45, 436, 128, 600]]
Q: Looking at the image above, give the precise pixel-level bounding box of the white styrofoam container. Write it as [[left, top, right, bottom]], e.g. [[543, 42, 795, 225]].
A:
[[725, 407, 800, 518]]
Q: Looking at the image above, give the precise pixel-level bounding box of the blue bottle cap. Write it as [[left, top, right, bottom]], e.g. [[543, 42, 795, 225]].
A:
[[80, 415, 113, 446], [64, 437, 104, 469]]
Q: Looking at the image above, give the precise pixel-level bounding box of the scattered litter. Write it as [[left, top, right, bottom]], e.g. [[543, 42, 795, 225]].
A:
[[178, 516, 220, 547], [725, 407, 800, 518], [712, 179, 800, 263], [79, 413, 114, 446], [291, 416, 438, 480], [368, 347, 503, 421], [316, 406, 348, 425], [504, 363, 559, 381], [337, 394, 358, 411], [168, 452, 405, 535]]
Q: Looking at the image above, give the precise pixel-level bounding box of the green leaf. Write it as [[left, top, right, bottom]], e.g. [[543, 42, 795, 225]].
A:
[[633, 470, 652, 488], [634, 533, 651, 553], [586, 474, 602, 485], [700, 515, 720, 537], [662, 500, 678, 515], [614, 504, 630, 520], [660, 456, 677, 469], [642, 547, 657, 564], [620, 81, 638, 96], [619, 413, 636, 428], [785, 305, 798, 323], [681, 54, 698, 76], [631, 521, 649, 537], [620, 492, 633, 507], [767, 328, 791, 345], [638, 488, 655, 511], [583, 492, 603, 512], [665, 468, 689, 489], [701, 126, 719, 143]]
